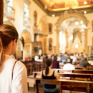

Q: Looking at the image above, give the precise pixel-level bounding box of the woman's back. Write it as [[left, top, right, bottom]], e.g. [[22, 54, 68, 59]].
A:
[[42, 70, 56, 79], [42, 70, 56, 89], [0, 24, 28, 93], [0, 55, 27, 93], [41, 59, 60, 93]]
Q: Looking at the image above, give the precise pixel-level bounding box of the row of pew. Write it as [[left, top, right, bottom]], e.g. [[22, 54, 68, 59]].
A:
[[23, 61, 93, 93], [28, 69, 93, 93], [22, 60, 93, 76]]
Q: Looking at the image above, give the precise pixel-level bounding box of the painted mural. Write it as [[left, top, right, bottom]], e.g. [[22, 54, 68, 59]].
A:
[[40, 0, 93, 9]]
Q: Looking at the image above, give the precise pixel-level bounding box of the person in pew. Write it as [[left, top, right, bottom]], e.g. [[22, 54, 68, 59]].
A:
[[0, 24, 28, 93], [61, 53, 67, 64], [79, 58, 89, 67], [40, 59, 60, 93], [52, 56, 59, 69], [63, 57, 75, 70]]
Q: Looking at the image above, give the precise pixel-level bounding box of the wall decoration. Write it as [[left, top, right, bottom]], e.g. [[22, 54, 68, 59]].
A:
[[34, 11, 37, 27], [34, 47, 38, 53], [48, 23, 52, 34], [49, 38, 52, 50]]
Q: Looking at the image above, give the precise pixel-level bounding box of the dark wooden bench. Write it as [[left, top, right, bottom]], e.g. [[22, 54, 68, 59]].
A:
[[58, 73, 93, 81], [27, 77, 93, 93], [53, 69, 93, 74], [32, 70, 93, 81], [73, 69, 93, 74]]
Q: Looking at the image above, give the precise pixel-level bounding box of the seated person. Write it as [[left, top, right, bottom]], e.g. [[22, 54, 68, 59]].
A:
[[40, 59, 60, 93], [63, 58, 75, 70], [62, 55, 66, 64], [70, 54, 76, 64], [34, 55, 39, 61], [52, 56, 59, 69], [80, 58, 89, 67], [90, 54, 93, 59], [88, 59, 93, 65]]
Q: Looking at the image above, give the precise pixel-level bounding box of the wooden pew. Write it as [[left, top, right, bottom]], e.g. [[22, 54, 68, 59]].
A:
[[58, 73, 93, 81], [32, 71, 93, 81], [53, 69, 93, 74], [22, 61, 45, 75], [27, 77, 93, 93], [73, 69, 93, 74]]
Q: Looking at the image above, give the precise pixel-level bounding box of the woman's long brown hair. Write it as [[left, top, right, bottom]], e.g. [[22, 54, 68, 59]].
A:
[[0, 24, 18, 66], [45, 59, 52, 75]]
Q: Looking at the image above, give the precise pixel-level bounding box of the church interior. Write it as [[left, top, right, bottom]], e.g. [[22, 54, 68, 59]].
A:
[[2, 0, 93, 59], [0, 0, 93, 93]]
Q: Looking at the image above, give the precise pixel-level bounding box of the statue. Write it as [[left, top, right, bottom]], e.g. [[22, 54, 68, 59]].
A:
[[49, 38, 52, 50]]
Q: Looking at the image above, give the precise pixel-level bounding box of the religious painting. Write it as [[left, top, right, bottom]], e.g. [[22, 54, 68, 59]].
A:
[[40, 0, 93, 11], [34, 11, 37, 27], [34, 47, 38, 53], [65, 0, 78, 7], [73, 30, 81, 43], [48, 23, 52, 34], [49, 38, 52, 50]]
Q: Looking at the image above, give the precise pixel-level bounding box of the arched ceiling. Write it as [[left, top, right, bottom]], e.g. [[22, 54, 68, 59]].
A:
[[40, 0, 93, 9], [21, 31, 31, 41], [60, 18, 86, 32], [34, 0, 93, 16]]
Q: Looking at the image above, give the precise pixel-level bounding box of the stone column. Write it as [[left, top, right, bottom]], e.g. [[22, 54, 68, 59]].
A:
[[0, 0, 3, 25], [56, 31, 59, 54], [65, 29, 68, 48], [81, 31, 85, 48], [88, 46, 92, 56], [85, 30, 88, 54]]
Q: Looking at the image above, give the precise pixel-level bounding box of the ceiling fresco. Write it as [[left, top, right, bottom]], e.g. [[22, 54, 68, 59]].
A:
[[34, 0, 93, 16], [40, 0, 93, 10]]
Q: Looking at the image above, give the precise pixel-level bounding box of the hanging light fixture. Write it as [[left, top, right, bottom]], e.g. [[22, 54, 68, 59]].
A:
[[84, 1, 87, 4], [52, 14, 55, 17], [84, 11, 87, 14]]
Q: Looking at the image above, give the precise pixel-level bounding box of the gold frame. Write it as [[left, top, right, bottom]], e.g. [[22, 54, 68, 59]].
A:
[[48, 4, 93, 12]]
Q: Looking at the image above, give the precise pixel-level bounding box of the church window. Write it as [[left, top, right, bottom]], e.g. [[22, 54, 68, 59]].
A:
[[24, 3, 30, 27]]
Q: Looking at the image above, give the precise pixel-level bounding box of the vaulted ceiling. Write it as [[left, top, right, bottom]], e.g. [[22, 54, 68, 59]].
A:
[[34, 0, 93, 16], [40, 0, 93, 9]]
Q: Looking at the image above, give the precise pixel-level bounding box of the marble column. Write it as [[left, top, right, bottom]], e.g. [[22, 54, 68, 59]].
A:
[[65, 29, 67, 47], [88, 46, 92, 55], [81, 31, 85, 48], [85, 30, 88, 54], [56, 31, 59, 54]]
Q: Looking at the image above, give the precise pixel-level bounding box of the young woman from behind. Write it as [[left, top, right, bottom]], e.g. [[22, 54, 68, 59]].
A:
[[41, 59, 60, 93], [0, 24, 28, 93]]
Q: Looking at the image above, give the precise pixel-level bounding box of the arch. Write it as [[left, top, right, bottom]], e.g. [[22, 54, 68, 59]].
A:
[[39, 15, 48, 34], [55, 9, 88, 54], [21, 30, 31, 42], [56, 9, 88, 30]]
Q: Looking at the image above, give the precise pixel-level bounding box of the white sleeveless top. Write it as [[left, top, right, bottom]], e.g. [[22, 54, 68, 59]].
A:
[[0, 55, 28, 93]]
